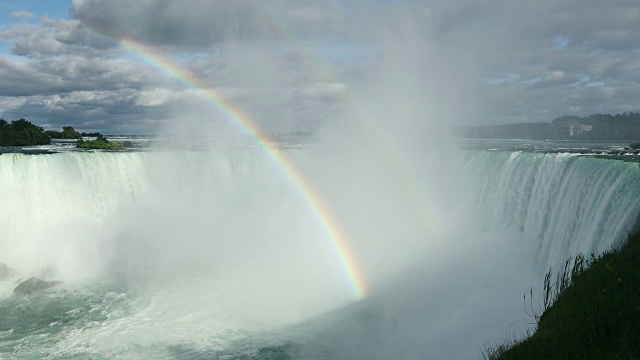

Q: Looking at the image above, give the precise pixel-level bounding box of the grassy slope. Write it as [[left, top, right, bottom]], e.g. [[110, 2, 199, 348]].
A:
[[490, 232, 640, 360]]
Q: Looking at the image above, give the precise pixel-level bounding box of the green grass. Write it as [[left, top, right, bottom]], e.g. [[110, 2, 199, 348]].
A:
[[484, 232, 640, 360]]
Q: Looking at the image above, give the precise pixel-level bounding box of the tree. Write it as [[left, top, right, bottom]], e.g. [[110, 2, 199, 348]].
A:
[[0, 119, 50, 146], [61, 126, 81, 139], [46, 126, 82, 139], [76, 132, 125, 150]]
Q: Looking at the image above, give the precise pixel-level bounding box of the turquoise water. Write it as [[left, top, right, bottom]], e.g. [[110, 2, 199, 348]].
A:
[[0, 283, 130, 358], [2, 141, 640, 359], [0, 280, 305, 359]]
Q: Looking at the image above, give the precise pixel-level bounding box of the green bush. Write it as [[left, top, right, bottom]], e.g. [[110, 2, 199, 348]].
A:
[[46, 126, 82, 140], [76, 133, 125, 150]]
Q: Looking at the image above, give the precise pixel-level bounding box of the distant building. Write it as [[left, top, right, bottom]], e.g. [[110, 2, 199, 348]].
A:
[[569, 124, 593, 137]]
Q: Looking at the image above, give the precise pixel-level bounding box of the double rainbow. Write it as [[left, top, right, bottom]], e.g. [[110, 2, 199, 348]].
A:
[[121, 39, 368, 300]]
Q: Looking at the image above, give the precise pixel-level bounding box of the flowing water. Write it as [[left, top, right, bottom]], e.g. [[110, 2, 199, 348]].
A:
[[1, 139, 639, 359]]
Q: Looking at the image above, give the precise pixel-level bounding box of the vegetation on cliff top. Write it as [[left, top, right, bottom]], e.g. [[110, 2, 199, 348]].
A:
[[46, 126, 81, 140], [484, 232, 640, 359], [0, 118, 126, 150], [76, 133, 125, 150], [0, 119, 51, 146]]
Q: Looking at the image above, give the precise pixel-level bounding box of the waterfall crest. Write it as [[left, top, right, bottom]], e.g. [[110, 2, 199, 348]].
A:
[[447, 151, 640, 268]]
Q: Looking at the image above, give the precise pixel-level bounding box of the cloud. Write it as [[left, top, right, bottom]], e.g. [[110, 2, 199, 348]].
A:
[[0, 15, 190, 133], [0, 17, 118, 59], [0, 53, 167, 97], [10, 11, 34, 20], [71, 0, 283, 48], [0, 89, 181, 133], [546, 36, 570, 50], [70, 0, 357, 47], [426, 0, 640, 123], [1, 0, 640, 133], [0, 13, 351, 133]]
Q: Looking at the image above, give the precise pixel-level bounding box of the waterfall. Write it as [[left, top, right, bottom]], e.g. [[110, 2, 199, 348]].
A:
[[3, 149, 640, 283], [445, 151, 640, 269], [2, 148, 640, 359]]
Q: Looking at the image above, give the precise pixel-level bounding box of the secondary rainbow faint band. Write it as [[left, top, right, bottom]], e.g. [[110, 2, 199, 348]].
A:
[[120, 39, 368, 300]]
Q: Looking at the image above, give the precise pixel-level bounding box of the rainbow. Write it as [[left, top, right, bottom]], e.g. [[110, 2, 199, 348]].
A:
[[230, 2, 443, 237], [120, 39, 368, 299]]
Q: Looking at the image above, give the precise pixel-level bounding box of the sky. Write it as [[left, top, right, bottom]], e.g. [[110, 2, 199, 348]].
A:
[[0, 0, 639, 134]]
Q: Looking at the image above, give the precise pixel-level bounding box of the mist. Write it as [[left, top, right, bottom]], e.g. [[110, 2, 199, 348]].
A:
[[0, 3, 551, 359], [284, 18, 537, 358], [82, 9, 534, 358], [120, 7, 519, 358]]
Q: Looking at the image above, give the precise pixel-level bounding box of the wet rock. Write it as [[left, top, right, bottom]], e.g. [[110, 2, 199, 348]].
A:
[[13, 277, 63, 295]]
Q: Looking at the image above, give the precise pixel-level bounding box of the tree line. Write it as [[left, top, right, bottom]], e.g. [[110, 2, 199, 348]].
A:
[[0, 118, 113, 148], [0, 119, 51, 146], [460, 112, 640, 140], [45, 126, 82, 140]]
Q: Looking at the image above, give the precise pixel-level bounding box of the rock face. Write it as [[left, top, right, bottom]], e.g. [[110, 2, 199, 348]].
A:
[[0, 263, 8, 281], [13, 277, 63, 295]]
